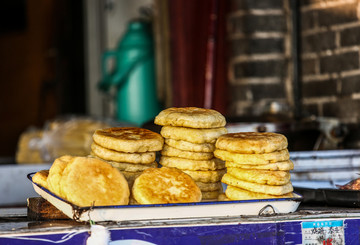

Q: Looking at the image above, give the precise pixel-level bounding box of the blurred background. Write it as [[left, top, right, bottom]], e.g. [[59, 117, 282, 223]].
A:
[[2, 0, 360, 162]]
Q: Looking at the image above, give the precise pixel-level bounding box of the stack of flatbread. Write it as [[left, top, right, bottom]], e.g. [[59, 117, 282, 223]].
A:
[[16, 129, 44, 163], [16, 118, 112, 163], [90, 127, 164, 187], [214, 132, 294, 201], [33, 155, 130, 207], [154, 107, 227, 200]]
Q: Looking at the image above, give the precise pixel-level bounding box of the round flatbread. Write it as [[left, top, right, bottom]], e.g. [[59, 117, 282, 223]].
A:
[[227, 167, 291, 186], [154, 107, 226, 128], [109, 161, 158, 172], [32, 170, 49, 189], [218, 193, 230, 201], [221, 173, 293, 195], [161, 126, 227, 144], [93, 127, 164, 153], [225, 186, 294, 200], [214, 149, 290, 165], [160, 156, 225, 171], [165, 138, 215, 152], [225, 160, 294, 171], [132, 167, 202, 204], [59, 157, 129, 207], [91, 142, 156, 164], [47, 155, 75, 197], [196, 181, 223, 191], [201, 190, 222, 200], [215, 132, 288, 154], [183, 169, 226, 183], [161, 144, 214, 160]]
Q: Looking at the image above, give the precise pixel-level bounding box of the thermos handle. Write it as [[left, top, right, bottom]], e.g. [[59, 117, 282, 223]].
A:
[[99, 50, 152, 92], [99, 50, 118, 91]]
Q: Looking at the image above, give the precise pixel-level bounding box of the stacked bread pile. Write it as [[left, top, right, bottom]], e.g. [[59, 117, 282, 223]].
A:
[[32, 155, 130, 207], [90, 127, 164, 187], [16, 129, 44, 163], [214, 132, 294, 201], [154, 107, 227, 201], [16, 118, 111, 163], [44, 118, 111, 160]]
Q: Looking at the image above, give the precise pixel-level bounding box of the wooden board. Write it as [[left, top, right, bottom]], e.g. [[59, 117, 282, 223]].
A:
[[27, 197, 69, 221]]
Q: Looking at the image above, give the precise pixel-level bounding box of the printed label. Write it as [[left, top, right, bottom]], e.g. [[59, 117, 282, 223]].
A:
[[301, 220, 344, 245]]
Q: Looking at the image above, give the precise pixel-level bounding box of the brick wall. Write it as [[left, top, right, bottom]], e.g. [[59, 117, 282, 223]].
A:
[[301, 0, 360, 123], [228, 0, 360, 124], [227, 0, 293, 118]]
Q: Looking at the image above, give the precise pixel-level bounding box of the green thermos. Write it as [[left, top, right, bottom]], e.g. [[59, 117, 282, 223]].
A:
[[99, 19, 161, 126]]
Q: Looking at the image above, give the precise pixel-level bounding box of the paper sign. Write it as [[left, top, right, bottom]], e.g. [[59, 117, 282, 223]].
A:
[[301, 220, 344, 245]]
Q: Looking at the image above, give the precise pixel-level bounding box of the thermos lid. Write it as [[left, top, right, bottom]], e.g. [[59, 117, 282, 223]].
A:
[[118, 19, 153, 48]]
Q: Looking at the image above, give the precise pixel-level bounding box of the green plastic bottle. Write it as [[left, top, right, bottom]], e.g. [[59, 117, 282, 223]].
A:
[[99, 19, 161, 126]]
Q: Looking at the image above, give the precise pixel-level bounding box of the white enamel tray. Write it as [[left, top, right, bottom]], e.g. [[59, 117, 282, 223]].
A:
[[28, 173, 302, 222]]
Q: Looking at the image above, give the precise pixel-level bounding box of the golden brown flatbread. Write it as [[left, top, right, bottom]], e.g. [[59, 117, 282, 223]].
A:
[[225, 160, 294, 171], [201, 190, 222, 200], [109, 161, 158, 172], [160, 156, 225, 171], [47, 155, 74, 197], [227, 167, 291, 186], [222, 173, 293, 195], [218, 193, 230, 201], [161, 144, 214, 160], [165, 138, 216, 152], [132, 167, 202, 204], [161, 126, 227, 144], [32, 170, 49, 189], [182, 169, 226, 183], [214, 149, 290, 165], [215, 132, 288, 154], [225, 185, 294, 200], [91, 142, 156, 164], [59, 157, 129, 207], [195, 181, 223, 191], [154, 107, 226, 129], [93, 127, 164, 153]]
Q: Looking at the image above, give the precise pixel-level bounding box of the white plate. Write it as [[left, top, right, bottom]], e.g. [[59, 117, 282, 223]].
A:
[[28, 173, 302, 222]]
